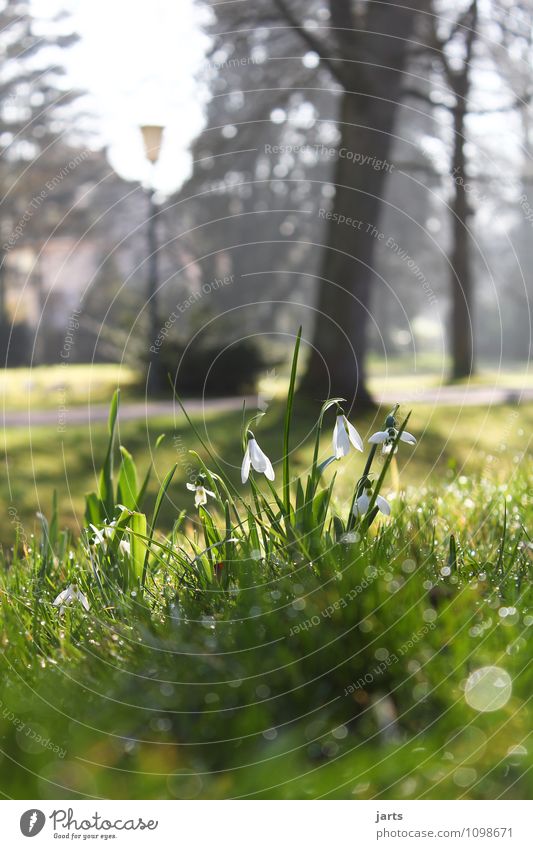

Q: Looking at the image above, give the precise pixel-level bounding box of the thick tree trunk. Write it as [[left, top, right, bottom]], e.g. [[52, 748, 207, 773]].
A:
[[301, 0, 422, 406], [450, 99, 474, 379], [447, 0, 477, 380], [301, 92, 395, 405]]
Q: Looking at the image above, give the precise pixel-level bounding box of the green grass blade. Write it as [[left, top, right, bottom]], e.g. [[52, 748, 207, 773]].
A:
[[142, 463, 178, 588], [98, 388, 120, 518], [117, 446, 138, 511], [129, 512, 147, 584], [282, 326, 302, 516]]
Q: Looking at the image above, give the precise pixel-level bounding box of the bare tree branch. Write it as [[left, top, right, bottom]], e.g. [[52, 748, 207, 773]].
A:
[[271, 0, 346, 88], [403, 84, 526, 115]]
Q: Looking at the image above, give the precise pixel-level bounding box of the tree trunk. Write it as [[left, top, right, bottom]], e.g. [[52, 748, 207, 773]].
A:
[[450, 98, 474, 379], [447, 0, 477, 380], [301, 92, 394, 405], [301, 0, 422, 406]]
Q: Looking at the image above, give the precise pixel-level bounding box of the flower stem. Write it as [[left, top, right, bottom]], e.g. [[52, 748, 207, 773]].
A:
[[360, 411, 411, 532], [347, 444, 377, 530]]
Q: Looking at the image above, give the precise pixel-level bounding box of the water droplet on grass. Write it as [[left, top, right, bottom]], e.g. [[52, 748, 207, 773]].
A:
[[464, 666, 512, 712], [332, 725, 348, 739], [453, 767, 477, 787], [375, 648, 389, 661]]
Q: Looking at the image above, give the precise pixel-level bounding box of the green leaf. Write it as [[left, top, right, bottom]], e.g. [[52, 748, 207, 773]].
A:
[[312, 487, 330, 527], [107, 387, 120, 435], [282, 327, 302, 516], [447, 533, 457, 572], [129, 512, 147, 583], [98, 389, 120, 517], [136, 434, 166, 510], [84, 491, 103, 525], [223, 500, 234, 582], [142, 463, 178, 588], [295, 478, 305, 518], [49, 490, 59, 553], [246, 509, 261, 552], [117, 446, 138, 510], [333, 515, 345, 541]]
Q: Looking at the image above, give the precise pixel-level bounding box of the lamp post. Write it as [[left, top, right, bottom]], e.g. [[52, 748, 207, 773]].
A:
[[140, 124, 164, 393]]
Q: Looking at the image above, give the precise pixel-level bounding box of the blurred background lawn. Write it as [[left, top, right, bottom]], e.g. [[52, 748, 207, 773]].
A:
[[2, 360, 532, 411]]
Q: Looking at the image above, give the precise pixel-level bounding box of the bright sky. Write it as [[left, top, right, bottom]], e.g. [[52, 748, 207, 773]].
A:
[[32, 0, 211, 194]]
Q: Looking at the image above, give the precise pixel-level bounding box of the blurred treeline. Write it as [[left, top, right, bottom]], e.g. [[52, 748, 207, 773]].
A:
[[0, 0, 532, 399]]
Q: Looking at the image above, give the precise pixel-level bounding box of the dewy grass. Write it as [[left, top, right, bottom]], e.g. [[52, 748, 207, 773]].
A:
[[0, 335, 531, 800]]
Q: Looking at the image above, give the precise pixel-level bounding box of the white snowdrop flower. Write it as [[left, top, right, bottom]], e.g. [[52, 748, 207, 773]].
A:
[[90, 523, 114, 548], [119, 538, 131, 557], [186, 479, 215, 508], [90, 522, 130, 557], [241, 432, 275, 483], [369, 414, 416, 454], [53, 583, 90, 615], [353, 486, 391, 518], [332, 413, 363, 459]]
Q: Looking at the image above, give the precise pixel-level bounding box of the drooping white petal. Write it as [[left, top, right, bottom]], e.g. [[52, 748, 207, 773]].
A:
[[241, 446, 251, 483], [249, 438, 275, 480], [400, 430, 417, 445], [263, 455, 275, 481], [186, 483, 196, 491], [345, 416, 363, 452], [333, 415, 350, 458], [204, 489, 215, 498], [382, 442, 396, 455], [249, 438, 267, 472], [77, 589, 90, 611], [195, 487, 208, 507], [376, 495, 391, 515], [90, 526, 107, 547], [368, 431, 388, 444], [53, 589, 69, 607], [353, 491, 370, 516], [119, 539, 131, 556], [53, 584, 90, 613]]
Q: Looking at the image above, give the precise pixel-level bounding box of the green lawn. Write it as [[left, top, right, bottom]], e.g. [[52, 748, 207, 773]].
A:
[[1, 399, 531, 544], [0, 364, 140, 411]]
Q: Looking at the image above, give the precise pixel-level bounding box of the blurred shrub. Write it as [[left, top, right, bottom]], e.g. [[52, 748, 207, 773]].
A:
[[0, 320, 31, 366], [155, 336, 272, 396]]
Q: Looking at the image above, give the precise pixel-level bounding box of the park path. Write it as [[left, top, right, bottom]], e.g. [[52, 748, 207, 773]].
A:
[[2, 385, 533, 429]]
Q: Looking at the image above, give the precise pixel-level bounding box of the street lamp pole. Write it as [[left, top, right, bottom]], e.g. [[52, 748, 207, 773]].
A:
[[140, 124, 164, 393]]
